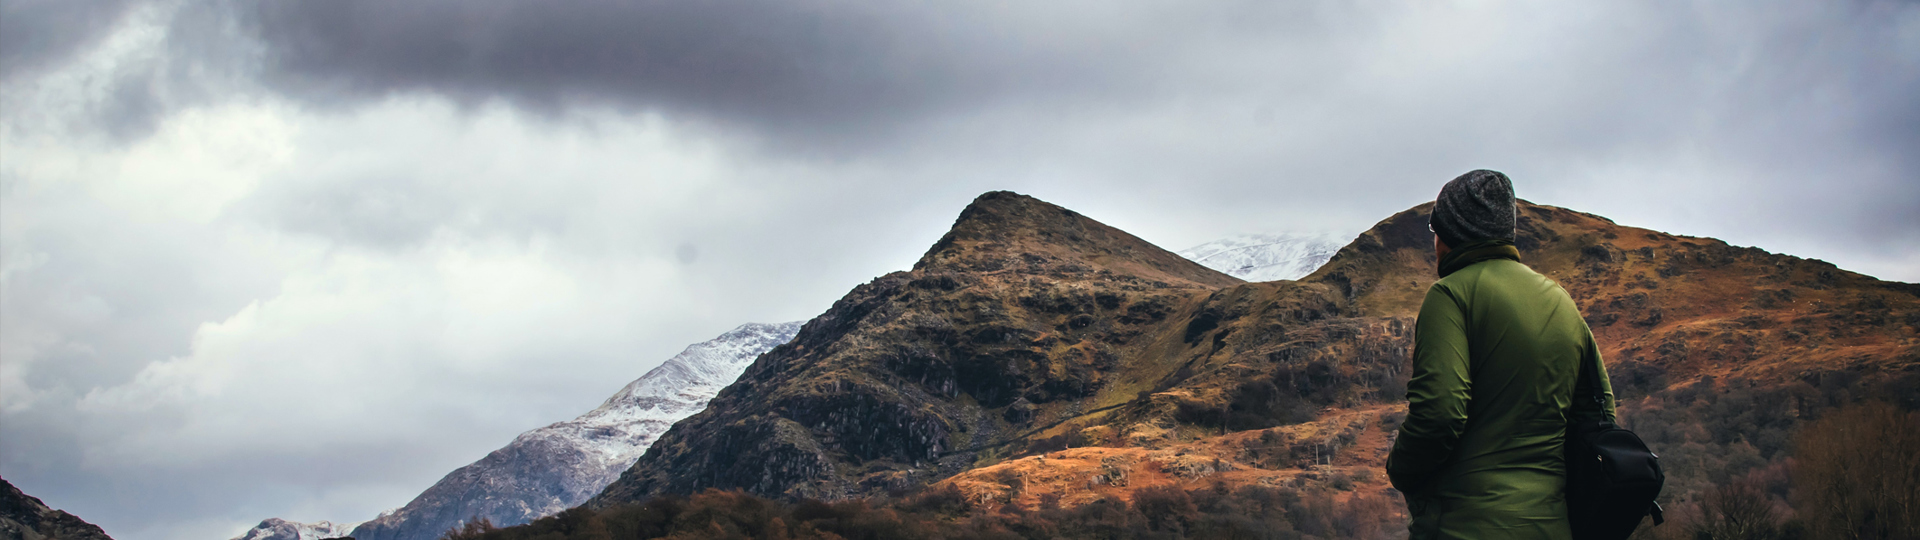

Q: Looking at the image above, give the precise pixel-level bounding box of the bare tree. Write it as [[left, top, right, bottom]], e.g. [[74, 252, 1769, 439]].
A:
[[1694, 476, 1787, 540], [1792, 401, 1920, 540]]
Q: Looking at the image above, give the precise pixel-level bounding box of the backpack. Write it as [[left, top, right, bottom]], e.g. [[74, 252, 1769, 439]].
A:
[[1565, 356, 1666, 540]]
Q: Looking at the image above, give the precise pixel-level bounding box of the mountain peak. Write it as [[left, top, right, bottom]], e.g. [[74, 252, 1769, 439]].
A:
[[924, 191, 1091, 249], [915, 191, 1240, 288]]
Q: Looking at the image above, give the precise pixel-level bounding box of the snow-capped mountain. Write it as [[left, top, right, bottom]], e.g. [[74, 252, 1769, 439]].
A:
[[1177, 232, 1350, 282], [343, 322, 805, 540], [230, 519, 361, 540]]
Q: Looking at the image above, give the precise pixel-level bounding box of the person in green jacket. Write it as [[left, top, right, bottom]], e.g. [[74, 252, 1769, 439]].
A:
[[1386, 170, 1616, 540]]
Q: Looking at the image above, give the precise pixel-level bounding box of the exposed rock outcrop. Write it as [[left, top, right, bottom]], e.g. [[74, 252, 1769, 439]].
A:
[[1, 477, 113, 540]]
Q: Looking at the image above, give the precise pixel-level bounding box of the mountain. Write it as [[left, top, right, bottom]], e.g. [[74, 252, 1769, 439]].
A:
[[345, 322, 802, 540], [587, 190, 1246, 504], [587, 190, 1918, 516], [1176, 232, 1348, 282], [2, 477, 114, 540], [934, 198, 1919, 510], [229, 519, 358, 540]]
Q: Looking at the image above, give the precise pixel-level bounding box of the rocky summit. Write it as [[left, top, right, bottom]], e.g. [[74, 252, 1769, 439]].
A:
[[589, 190, 1919, 514]]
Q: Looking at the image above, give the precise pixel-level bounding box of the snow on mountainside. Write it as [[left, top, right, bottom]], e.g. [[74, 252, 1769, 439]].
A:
[[1177, 232, 1350, 282], [340, 322, 804, 540], [230, 519, 362, 540]]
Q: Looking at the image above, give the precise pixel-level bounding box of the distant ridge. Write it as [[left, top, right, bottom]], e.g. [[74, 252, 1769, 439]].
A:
[[334, 322, 803, 540], [229, 518, 359, 540], [1177, 232, 1349, 282]]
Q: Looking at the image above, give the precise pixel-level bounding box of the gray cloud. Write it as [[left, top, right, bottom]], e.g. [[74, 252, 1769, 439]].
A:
[[0, 0, 260, 141], [240, 0, 1007, 151], [0, 0, 136, 79], [230, 1, 1378, 155], [225, 0, 1920, 265]]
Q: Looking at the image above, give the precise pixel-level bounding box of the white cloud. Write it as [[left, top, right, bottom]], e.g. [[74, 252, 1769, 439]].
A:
[[73, 233, 682, 467], [2, 97, 869, 536], [1, 102, 292, 414]]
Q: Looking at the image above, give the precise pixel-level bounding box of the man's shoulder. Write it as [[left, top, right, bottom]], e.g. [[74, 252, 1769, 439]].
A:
[[1443, 257, 1550, 281], [1432, 258, 1534, 288], [1431, 259, 1571, 306]]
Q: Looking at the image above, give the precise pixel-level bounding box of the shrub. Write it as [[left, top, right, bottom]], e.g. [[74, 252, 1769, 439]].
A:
[[1132, 485, 1198, 532], [895, 483, 970, 516], [1333, 492, 1390, 540], [1285, 489, 1336, 538]]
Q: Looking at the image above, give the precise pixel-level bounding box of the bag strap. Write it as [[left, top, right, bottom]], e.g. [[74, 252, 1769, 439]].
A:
[[1579, 347, 1606, 416]]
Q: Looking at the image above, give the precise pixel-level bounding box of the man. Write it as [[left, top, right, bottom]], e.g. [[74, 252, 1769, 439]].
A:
[[1385, 170, 1616, 539]]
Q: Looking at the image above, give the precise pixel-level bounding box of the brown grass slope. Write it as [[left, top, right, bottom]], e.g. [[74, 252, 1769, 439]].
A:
[[590, 191, 1920, 514]]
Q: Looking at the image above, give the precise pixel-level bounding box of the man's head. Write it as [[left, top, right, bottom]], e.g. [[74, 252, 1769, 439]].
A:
[[1429, 169, 1516, 250]]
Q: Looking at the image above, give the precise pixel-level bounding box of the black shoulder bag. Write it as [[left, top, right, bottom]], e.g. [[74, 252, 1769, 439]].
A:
[[1565, 356, 1666, 540]]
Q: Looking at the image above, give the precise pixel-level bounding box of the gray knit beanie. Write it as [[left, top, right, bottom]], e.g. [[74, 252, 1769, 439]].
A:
[[1430, 169, 1515, 248]]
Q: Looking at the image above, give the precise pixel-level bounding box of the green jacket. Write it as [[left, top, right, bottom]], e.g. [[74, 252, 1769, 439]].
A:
[[1386, 239, 1615, 540]]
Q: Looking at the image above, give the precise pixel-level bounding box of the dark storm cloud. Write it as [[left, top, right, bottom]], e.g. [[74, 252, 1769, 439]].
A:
[[1, 0, 257, 141], [0, 0, 170, 140], [0, 0, 136, 79], [232, 1, 1360, 154], [240, 0, 1060, 148]]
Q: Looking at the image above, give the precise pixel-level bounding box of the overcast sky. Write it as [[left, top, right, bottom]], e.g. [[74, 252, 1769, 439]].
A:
[[2, 1, 1916, 539]]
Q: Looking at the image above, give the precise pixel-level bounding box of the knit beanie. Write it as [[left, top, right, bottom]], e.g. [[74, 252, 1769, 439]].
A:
[[1430, 169, 1516, 248]]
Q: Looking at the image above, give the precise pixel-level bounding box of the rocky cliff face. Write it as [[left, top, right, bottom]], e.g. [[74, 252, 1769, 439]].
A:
[[1177, 232, 1348, 282], [346, 322, 802, 540], [589, 191, 1919, 512], [1, 477, 113, 540]]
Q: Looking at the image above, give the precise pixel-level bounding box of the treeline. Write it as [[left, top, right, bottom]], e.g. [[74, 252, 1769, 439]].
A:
[[441, 482, 1398, 540], [1624, 393, 1920, 540]]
